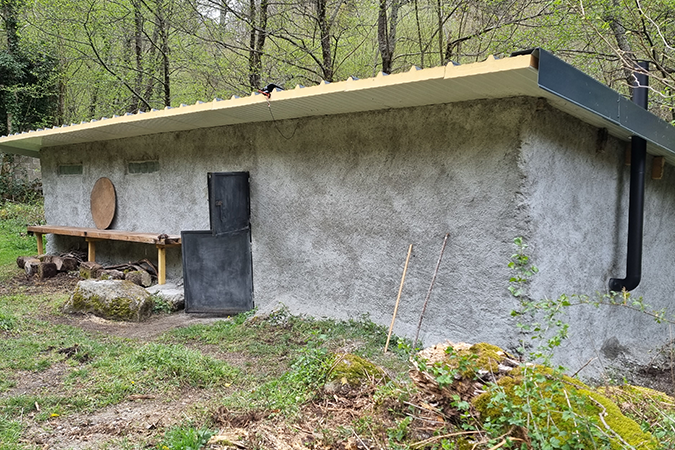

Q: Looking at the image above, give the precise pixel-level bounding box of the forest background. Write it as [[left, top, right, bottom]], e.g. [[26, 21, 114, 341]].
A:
[[1, 0, 675, 141]]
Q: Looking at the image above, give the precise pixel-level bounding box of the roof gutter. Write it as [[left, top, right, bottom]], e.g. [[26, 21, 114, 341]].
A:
[[609, 62, 649, 292], [534, 50, 672, 160]]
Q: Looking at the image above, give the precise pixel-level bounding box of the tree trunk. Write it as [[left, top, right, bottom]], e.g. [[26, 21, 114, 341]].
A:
[[316, 0, 333, 81], [413, 0, 424, 68], [131, 0, 144, 112], [436, 0, 443, 65], [378, 0, 400, 74], [247, 0, 268, 91], [1, 0, 20, 134], [1, 0, 20, 55], [219, 0, 228, 30], [156, 0, 171, 107], [605, 0, 637, 89]]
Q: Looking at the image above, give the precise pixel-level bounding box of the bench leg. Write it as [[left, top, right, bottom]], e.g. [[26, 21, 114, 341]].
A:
[[35, 233, 44, 255], [157, 246, 166, 285], [86, 239, 96, 262]]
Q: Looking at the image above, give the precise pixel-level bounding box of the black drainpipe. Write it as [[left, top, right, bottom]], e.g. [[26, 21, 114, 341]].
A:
[[609, 61, 649, 292]]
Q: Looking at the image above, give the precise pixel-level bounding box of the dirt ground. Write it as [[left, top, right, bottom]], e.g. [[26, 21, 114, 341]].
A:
[[1, 272, 243, 449], [1, 271, 224, 339], [3, 271, 675, 449], [2, 272, 415, 450]]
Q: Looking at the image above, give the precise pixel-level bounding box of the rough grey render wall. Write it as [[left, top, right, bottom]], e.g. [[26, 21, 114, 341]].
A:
[[39, 95, 674, 371], [520, 103, 675, 376], [40, 97, 531, 351], [251, 99, 528, 350]]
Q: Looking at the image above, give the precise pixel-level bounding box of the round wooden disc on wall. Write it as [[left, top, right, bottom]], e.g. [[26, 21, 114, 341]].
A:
[[90, 177, 116, 229]]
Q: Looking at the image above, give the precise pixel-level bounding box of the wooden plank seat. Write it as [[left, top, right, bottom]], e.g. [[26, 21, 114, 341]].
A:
[[27, 225, 181, 285]]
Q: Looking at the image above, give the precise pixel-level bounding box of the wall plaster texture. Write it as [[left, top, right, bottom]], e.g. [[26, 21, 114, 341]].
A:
[[520, 104, 675, 375], [38, 96, 675, 372]]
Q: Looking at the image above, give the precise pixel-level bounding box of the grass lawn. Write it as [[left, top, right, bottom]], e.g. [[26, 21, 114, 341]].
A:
[[0, 202, 43, 270], [1, 200, 674, 450]]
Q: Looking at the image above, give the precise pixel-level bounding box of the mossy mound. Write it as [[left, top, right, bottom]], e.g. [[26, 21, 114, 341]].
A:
[[324, 353, 387, 395], [472, 365, 658, 449], [327, 353, 386, 386], [410, 341, 519, 415], [415, 341, 518, 379], [599, 384, 675, 428]]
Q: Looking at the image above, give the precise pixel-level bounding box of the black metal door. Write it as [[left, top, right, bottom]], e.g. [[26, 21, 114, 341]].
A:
[[209, 172, 250, 236], [182, 172, 253, 314]]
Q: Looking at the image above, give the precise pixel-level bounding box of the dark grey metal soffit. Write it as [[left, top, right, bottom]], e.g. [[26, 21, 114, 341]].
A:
[[535, 48, 675, 161]]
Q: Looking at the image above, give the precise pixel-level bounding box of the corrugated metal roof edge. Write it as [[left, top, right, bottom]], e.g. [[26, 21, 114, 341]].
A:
[[1, 50, 674, 164], [0, 54, 537, 158]]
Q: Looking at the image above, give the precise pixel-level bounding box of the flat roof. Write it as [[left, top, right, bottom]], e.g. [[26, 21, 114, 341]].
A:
[[2, 49, 674, 164]]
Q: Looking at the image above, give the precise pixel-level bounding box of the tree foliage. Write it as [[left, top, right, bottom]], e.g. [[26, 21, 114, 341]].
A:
[[2, 0, 675, 128], [0, 0, 58, 136]]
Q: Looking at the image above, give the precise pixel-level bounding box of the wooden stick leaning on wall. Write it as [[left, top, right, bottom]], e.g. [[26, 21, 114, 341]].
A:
[[414, 233, 450, 350], [384, 244, 413, 353]]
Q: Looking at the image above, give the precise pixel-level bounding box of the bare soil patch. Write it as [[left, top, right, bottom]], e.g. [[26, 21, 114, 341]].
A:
[[3, 272, 415, 450], [0, 270, 81, 297], [2, 272, 236, 449], [4, 270, 224, 340], [21, 387, 218, 450], [49, 311, 225, 341]]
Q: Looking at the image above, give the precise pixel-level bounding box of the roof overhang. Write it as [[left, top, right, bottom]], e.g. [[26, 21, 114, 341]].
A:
[[1, 48, 673, 163]]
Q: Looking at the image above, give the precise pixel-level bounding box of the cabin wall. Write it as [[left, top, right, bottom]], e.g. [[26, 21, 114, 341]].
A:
[[521, 103, 675, 376], [41, 97, 531, 351], [36, 95, 675, 375]]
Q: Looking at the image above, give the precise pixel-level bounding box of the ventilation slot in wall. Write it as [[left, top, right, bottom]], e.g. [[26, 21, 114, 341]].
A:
[[128, 160, 159, 174], [58, 164, 83, 175]]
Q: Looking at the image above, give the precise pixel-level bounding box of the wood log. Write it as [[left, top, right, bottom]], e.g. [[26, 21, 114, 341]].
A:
[[38, 263, 58, 280], [100, 269, 125, 280], [42, 255, 79, 272], [24, 258, 41, 277], [16, 255, 37, 269], [59, 256, 79, 272]]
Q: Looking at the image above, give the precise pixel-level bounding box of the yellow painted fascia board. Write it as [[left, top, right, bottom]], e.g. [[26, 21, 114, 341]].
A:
[[444, 54, 536, 79], [0, 55, 541, 155]]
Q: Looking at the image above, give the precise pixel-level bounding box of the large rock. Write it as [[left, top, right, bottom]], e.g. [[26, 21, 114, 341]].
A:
[[146, 282, 185, 311], [63, 280, 154, 322]]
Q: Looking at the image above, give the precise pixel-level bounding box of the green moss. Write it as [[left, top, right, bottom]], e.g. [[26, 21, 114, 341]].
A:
[[327, 353, 385, 386], [584, 389, 657, 449], [439, 342, 505, 379], [65, 284, 153, 322], [598, 384, 675, 433], [599, 384, 675, 408], [465, 343, 503, 375], [472, 366, 658, 449]]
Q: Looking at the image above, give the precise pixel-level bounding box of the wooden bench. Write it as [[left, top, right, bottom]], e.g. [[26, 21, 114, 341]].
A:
[[27, 225, 181, 285]]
